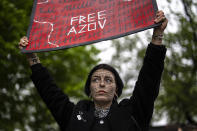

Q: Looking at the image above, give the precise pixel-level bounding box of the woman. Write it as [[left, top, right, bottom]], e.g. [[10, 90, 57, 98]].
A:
[[19, 10, 168, 131]]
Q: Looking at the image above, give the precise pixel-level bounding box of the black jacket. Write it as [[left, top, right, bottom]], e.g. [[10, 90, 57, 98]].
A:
[[31, 43, 166, 131]]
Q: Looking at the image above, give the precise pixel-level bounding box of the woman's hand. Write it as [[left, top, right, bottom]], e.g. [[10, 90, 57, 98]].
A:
[[19, 36, 40, 66], [19, 36, 29, 49], [151, 10, 168, 45]]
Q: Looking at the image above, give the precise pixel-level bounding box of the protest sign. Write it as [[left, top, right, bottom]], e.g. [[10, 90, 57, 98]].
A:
[[23, 0, 159, 53]]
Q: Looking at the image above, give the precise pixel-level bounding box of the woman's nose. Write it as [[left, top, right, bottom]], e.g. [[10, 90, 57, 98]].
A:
[[100, 79, 105, 87]]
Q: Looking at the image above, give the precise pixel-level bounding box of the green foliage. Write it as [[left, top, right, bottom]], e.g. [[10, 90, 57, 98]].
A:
[[0, 0, 100, 130], [110, 35, 141, 88], [110, 32, 150, 98], [155, 0, 197, 125], [110, 0, 197, 126]]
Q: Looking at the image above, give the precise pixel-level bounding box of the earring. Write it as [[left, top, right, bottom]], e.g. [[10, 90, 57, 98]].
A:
[[113, 92, 118, 101], [115, 92, 118, 98], [89, 93, 92, 99]]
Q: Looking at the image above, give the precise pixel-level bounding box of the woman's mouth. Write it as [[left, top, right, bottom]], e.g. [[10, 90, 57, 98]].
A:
[[98, 90, 107, 94]]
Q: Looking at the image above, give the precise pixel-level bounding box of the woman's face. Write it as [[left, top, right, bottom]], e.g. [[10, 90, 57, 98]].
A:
[[90, 69, 116, 104]]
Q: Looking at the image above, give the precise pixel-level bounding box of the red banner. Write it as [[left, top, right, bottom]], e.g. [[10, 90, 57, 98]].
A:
[[23, 0, 159, 53]]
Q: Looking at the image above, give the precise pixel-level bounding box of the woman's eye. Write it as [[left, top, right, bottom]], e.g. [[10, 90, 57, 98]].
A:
[[92, 78, 99, 82], [106, 79, 112, 83]]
